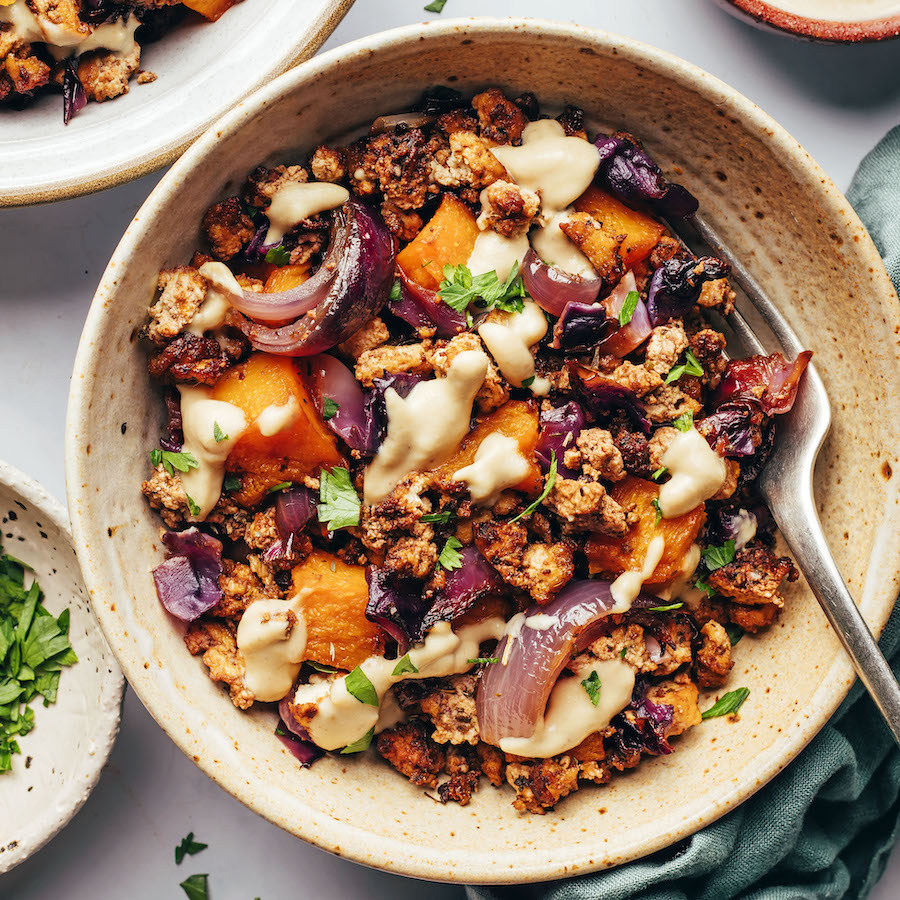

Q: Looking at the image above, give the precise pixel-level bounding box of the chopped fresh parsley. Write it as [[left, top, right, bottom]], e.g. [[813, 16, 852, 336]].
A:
[[212, 421, 228, 443], [510, 451, 556, 523], [647, 601, 684, 612], [0, 546, 78, 773], [318, 467, 361, 531], [175, 833, 208, 865], [467, 657, 499, 666], [651, 497, 662, 527], [345, 666, 378, 706], [307, 661, 339, 674], [266, 481, 293, 494], [149, 448, 199, 476], [186, 495, 201, 517], [179, 873, 209, 900], [389, 280, 402, 302], [701, 687, 750, 720], [223, 474, 241, 493], [521, 374, 536, 388], [438, 262, 526, 315], [694, 577, 716, 598], [581, 670, 601, 706], [673, 411, 694, 433], [421, 511, 453, 525], [322, 398, 340, 421], [619, 647, 628, 659], [701, 539, 736, 572], [437, 536, 464, 571], [275, 723, 288, 736], [725, 623, 744, 646], [392, 654, 419, 676], [651, 466, 668, 481], [664, 350, 704, 386], [617, 290, 640, 327], [424, 0, 447, 12], [265, 244, 291, 266], [340, 727, 375, 754]]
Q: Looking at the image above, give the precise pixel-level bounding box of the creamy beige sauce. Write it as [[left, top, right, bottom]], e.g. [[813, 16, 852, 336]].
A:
[[191, 262, 244, 335], [774, 0, 900, 22], [734, 509, 758, 549], [292, 617, 508, 751], [452, 432, 531, 505], [524, 612, 558, 631], [255, 396, 300, 437], [0, 3, 139, 61], [658, 428, 727, 518], [477, 301, 551, 396], [236, 596, 307, 702], [611, 534, 666, 612], [466, 230, 530, 281], [364, 350, 488, 503], [265, 182, 350, 246], [653, 543, 702, 604], [500, 657, 635, 757], [530, 209, 596, 279], [177, 386, 247, 521]]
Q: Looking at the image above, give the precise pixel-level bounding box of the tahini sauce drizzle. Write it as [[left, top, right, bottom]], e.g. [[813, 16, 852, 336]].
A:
[[452, 432, 531, 505], [658, 428, 727, 518], [610, 534, 666, 612], [264, 182, 350, 246], [477, 301, 551, 396], [191, 262, 244, 335]]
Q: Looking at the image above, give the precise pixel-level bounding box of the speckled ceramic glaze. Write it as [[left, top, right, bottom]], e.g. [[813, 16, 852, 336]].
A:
[[0, 461, 123, 874], [0, 0, 354, 207], [66, 19, 900, 884]]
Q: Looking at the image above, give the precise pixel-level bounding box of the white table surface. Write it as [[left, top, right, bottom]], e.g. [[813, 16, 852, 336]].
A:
[[1, 1, 899, 897]]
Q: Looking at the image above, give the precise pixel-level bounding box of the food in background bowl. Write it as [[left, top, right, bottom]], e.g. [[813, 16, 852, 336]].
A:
[[139, 86, 810, 812], [0, 0, 240, 123]]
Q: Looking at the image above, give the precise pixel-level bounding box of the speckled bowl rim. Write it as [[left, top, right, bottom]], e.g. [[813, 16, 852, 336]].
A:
[[724, 0, 900, 41], [0, 0, 355, 209], [66, 17, 900, 884], [0, 459, 124, 874]]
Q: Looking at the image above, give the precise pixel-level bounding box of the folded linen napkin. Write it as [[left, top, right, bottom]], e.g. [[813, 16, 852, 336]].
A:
[[467, 126, 900, 900]]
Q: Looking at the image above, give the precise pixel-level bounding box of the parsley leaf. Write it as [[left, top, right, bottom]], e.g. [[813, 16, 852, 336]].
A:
[[322, 398, 340, 421], [617, 290, 640, 327], [438, 262, 526, 315], [521, 374, 536, 388], [437, 536, 464, 571], [265, 244, 291, 266], [510, 451, 557, 523], [223, 474, 241, 493], [179, 873, 209, 900], [149, 449, 199, 476], [266, 481, 293, 494], [725, 623, 744, 646], [175, 833, 208, 865], [673, 411, 694, 432], [619, 647, 628, 659], [664, 350, 704, 385], [701, 687, 750, 720], [318, 467, 361, 530], [392, 654, 419, 676], [424, 0, 447, 12], [701, 539, 736, 572], [651, 466, 668, 481], [186, 495, 201, 517], [345, 666, 378, 706], [389, 280, 402, 302], [421, 511, 453, 525], [467, 657, 499, 666], [212, 422, 227, 443], [646, 601, 684, 612], [651, 497, 662, 527], [340, 727, 375, 754], [581, 670, 601, 706], [694, 577, 716, 598], [307, 661, 339, 674]]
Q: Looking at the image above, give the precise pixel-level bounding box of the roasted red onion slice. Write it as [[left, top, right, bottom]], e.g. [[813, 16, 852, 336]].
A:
[[596, 271, 653, 358], [305, 354, 371, 451], [477, 579, 657, 747], [522, 248, 601, 317], [569, 361, 650, 434], [237, 199, 395, 356], [277, 697, 324, 766], [152, 528, 223, 622], [274, 486, 317, 542], [536, 402, 586, 477], [713, 351, 812, 416], [390, 269, 466, 338]]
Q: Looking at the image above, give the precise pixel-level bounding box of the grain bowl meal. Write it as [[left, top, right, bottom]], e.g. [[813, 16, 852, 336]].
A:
[[139, 86, 811, 814], [0, 0, 240, 122]]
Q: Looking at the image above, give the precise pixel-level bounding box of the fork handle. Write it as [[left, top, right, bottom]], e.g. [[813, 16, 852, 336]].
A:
[[773, 510, 900, 746]]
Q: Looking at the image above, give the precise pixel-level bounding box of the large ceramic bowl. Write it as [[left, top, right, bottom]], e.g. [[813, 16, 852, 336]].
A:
[[0, 0, 353, 207], [66, 18, 900, 884]]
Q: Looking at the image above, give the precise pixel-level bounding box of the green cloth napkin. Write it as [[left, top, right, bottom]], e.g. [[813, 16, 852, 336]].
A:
[[466, 127, 900, 900]]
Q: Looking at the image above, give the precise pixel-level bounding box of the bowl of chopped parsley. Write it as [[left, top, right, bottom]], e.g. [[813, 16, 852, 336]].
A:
[[0, 460, 123, 874]]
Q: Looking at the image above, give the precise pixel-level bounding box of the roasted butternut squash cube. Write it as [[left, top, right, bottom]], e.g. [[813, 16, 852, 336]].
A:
[[291, 551, 383, 671], [573, 186, 665, 269], [263, 263, 309, 294], [431, 400, 542, 496], [181, 0, 240, 21], [397, 193, 479, 291], [211, 353, 342, 505], [585, 476, 705, 583]]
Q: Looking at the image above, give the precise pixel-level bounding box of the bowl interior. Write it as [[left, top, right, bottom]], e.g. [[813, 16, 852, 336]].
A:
[[66, 19, 900, 884], [0, 462, 123, 874]]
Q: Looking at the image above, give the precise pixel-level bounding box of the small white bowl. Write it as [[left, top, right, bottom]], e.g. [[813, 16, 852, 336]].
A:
[[0, 461, 123, 874]]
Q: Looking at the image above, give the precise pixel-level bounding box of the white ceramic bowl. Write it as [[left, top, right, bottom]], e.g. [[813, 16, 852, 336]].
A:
[[66, 18, 900, 884], [0, 0, 353, 207], [0, 460, 123, 874]]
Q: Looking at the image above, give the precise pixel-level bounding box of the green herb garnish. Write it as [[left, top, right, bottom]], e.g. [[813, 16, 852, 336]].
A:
[[149, 448, 199, 476], [340, 727, 375, 754], [345, 666, 378, 706], [438, 262, 526, 315], [619, 647, 628, 659], [437, 536, 464, 571], [223, 474, 241, 493], [521, 374, 536, 388], [322, 398, 340, 421], [317, 467, 361, 531], [389, 280, 402, 302], [175, 833, 208, 865], [179, 874, 209, 900], [651, 497, 662, 527], [664, 350, 704, 385], [421, 511, 453, 525], [212, 422, 227, 443], [646, 601, 684, 612], [701, 539, 736, 572], [694, 577, 716, 598], [510, 451, 556, 523], [581, 670, 601, 706], [673, 411, 694, 433], [265, 245, 291, 266], [424, 0, 447, 12], [266, 481, 293, 494], [617, 290, 640, 327], [725, 623, 744, 646], [307, 661, 339, 674], [392, 654, 419, 676], [467, 657, 499, 666], [701, 687, 750, 720], [651, 466, 668, 481], [186, 495, 201, 517]]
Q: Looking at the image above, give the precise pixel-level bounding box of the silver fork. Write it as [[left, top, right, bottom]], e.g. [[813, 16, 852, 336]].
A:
[[669, 213, 900, 747]]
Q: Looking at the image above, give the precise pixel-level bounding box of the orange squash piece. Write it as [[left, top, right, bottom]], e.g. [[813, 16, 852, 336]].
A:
[[291, 551, 383, 671], [181, 0, 240, 21], [397, 194, 480, 291], [263, 263, 310, 294], [585, 476, 706, 584], [431, 400, 542, 496], [211, 353, 342, 505], [573, 186, 665, 269]]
